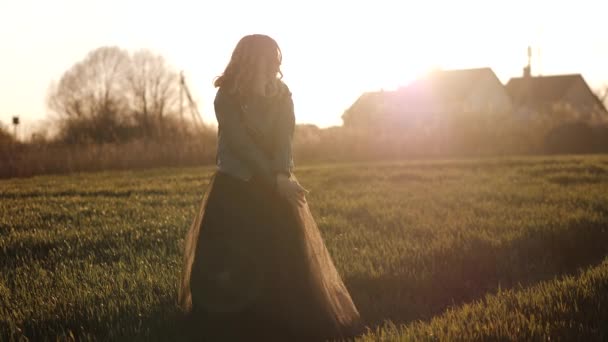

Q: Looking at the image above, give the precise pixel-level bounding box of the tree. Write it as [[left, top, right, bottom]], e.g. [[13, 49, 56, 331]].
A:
[[0, 122, 15, 145], [47, 46, 188, 143], [47, 46, 131, 143], [126, 50, 180, 138]]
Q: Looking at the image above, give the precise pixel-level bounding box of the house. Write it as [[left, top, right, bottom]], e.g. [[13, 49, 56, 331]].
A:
[[505, 73, 607, 118], [341, 91, 390, 128], [342, 67, 512, 128]]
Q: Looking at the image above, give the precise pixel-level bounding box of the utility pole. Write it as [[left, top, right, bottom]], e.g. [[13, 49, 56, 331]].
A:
[[179, 71, 185, 124], [179, 71, 204, 128]]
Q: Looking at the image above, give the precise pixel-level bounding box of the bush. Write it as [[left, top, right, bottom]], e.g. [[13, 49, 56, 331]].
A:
[[0, 123, 15, 145], [544, 121, 596, 154]]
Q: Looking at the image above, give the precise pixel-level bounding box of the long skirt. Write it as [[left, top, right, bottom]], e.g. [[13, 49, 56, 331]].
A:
[[178, 170, 363, 341]]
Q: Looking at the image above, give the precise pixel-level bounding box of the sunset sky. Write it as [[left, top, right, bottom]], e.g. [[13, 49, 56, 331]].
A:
[[1, 0, 607, 137]]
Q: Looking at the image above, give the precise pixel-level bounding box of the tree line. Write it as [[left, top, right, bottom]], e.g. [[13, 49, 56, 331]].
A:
[[46, 46, 207, 144]]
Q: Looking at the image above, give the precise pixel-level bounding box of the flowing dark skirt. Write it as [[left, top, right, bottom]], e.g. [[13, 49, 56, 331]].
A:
[[179, 170, 363, 341]]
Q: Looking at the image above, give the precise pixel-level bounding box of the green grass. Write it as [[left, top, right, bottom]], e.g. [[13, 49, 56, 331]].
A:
[[1, 155, 608, 341]]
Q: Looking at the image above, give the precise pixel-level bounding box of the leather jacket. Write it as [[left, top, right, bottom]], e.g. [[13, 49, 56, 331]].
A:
[[214, 82, 295, 191]]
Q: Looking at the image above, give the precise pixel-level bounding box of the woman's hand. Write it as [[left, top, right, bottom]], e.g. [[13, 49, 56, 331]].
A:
[[276, 173, 309, 207]]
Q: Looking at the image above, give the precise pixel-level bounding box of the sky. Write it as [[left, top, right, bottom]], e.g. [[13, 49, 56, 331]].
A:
[[1, 0, 607, 137]]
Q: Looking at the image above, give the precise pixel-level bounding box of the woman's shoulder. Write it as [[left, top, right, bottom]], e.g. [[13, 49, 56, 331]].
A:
[[214, 85, 239, 110], [215, 84, 233, 99], [276, 80, 292, 98]]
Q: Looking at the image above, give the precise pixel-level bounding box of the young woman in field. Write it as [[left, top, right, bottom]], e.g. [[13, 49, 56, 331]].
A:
[[178, 34, 363, 341]]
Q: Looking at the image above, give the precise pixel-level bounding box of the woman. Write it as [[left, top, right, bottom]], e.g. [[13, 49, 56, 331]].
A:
[[179, 34, 363, 341]]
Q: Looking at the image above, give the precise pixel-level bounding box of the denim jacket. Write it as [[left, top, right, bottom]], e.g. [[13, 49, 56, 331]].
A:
[[214, 82, 295, 191]]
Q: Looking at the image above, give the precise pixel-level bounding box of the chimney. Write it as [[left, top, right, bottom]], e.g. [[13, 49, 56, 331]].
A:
[[523, 46, 532, 78], [523, 65, 531, 78]]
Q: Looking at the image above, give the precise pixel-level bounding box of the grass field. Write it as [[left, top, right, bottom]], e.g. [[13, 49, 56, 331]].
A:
[[2, 155, 608, 341]]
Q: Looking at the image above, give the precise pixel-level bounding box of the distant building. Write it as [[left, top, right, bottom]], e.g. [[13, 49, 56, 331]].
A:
[[505, 73, 607, 117], [342, 67, 512, 128]]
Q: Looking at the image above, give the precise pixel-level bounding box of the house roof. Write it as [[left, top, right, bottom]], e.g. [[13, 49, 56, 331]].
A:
[[342, 90, 391, 120], [505, 74, 607, 111], [505, 74, 584, 105], [403, 67, 500, 102], [352, 91, 387, 108], [342, 67, 504, 122]]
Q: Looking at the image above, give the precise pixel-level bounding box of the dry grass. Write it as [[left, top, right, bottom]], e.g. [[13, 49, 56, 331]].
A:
[[0, 137, 217, 179]]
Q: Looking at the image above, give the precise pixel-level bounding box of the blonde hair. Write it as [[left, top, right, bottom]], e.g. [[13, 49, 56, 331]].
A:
[[214, 34, 285, 100]]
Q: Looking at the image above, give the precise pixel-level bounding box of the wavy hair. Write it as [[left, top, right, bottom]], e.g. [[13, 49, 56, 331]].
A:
[[214, 34, 285, 99]]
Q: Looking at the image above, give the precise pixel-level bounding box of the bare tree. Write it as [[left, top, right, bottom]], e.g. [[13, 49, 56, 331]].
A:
[[47, 46, 131, 143], [126, 50, 180, 139], [47, 46, 192, 143]]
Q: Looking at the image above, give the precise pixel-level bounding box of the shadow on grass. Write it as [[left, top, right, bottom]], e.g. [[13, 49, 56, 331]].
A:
[[346, 217, 608, 328]]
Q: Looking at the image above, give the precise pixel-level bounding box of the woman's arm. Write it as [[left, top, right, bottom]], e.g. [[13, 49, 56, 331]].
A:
[[272, 88, 295, 177], [272, 87, 309, 207], [214, 88, 277, 190]]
